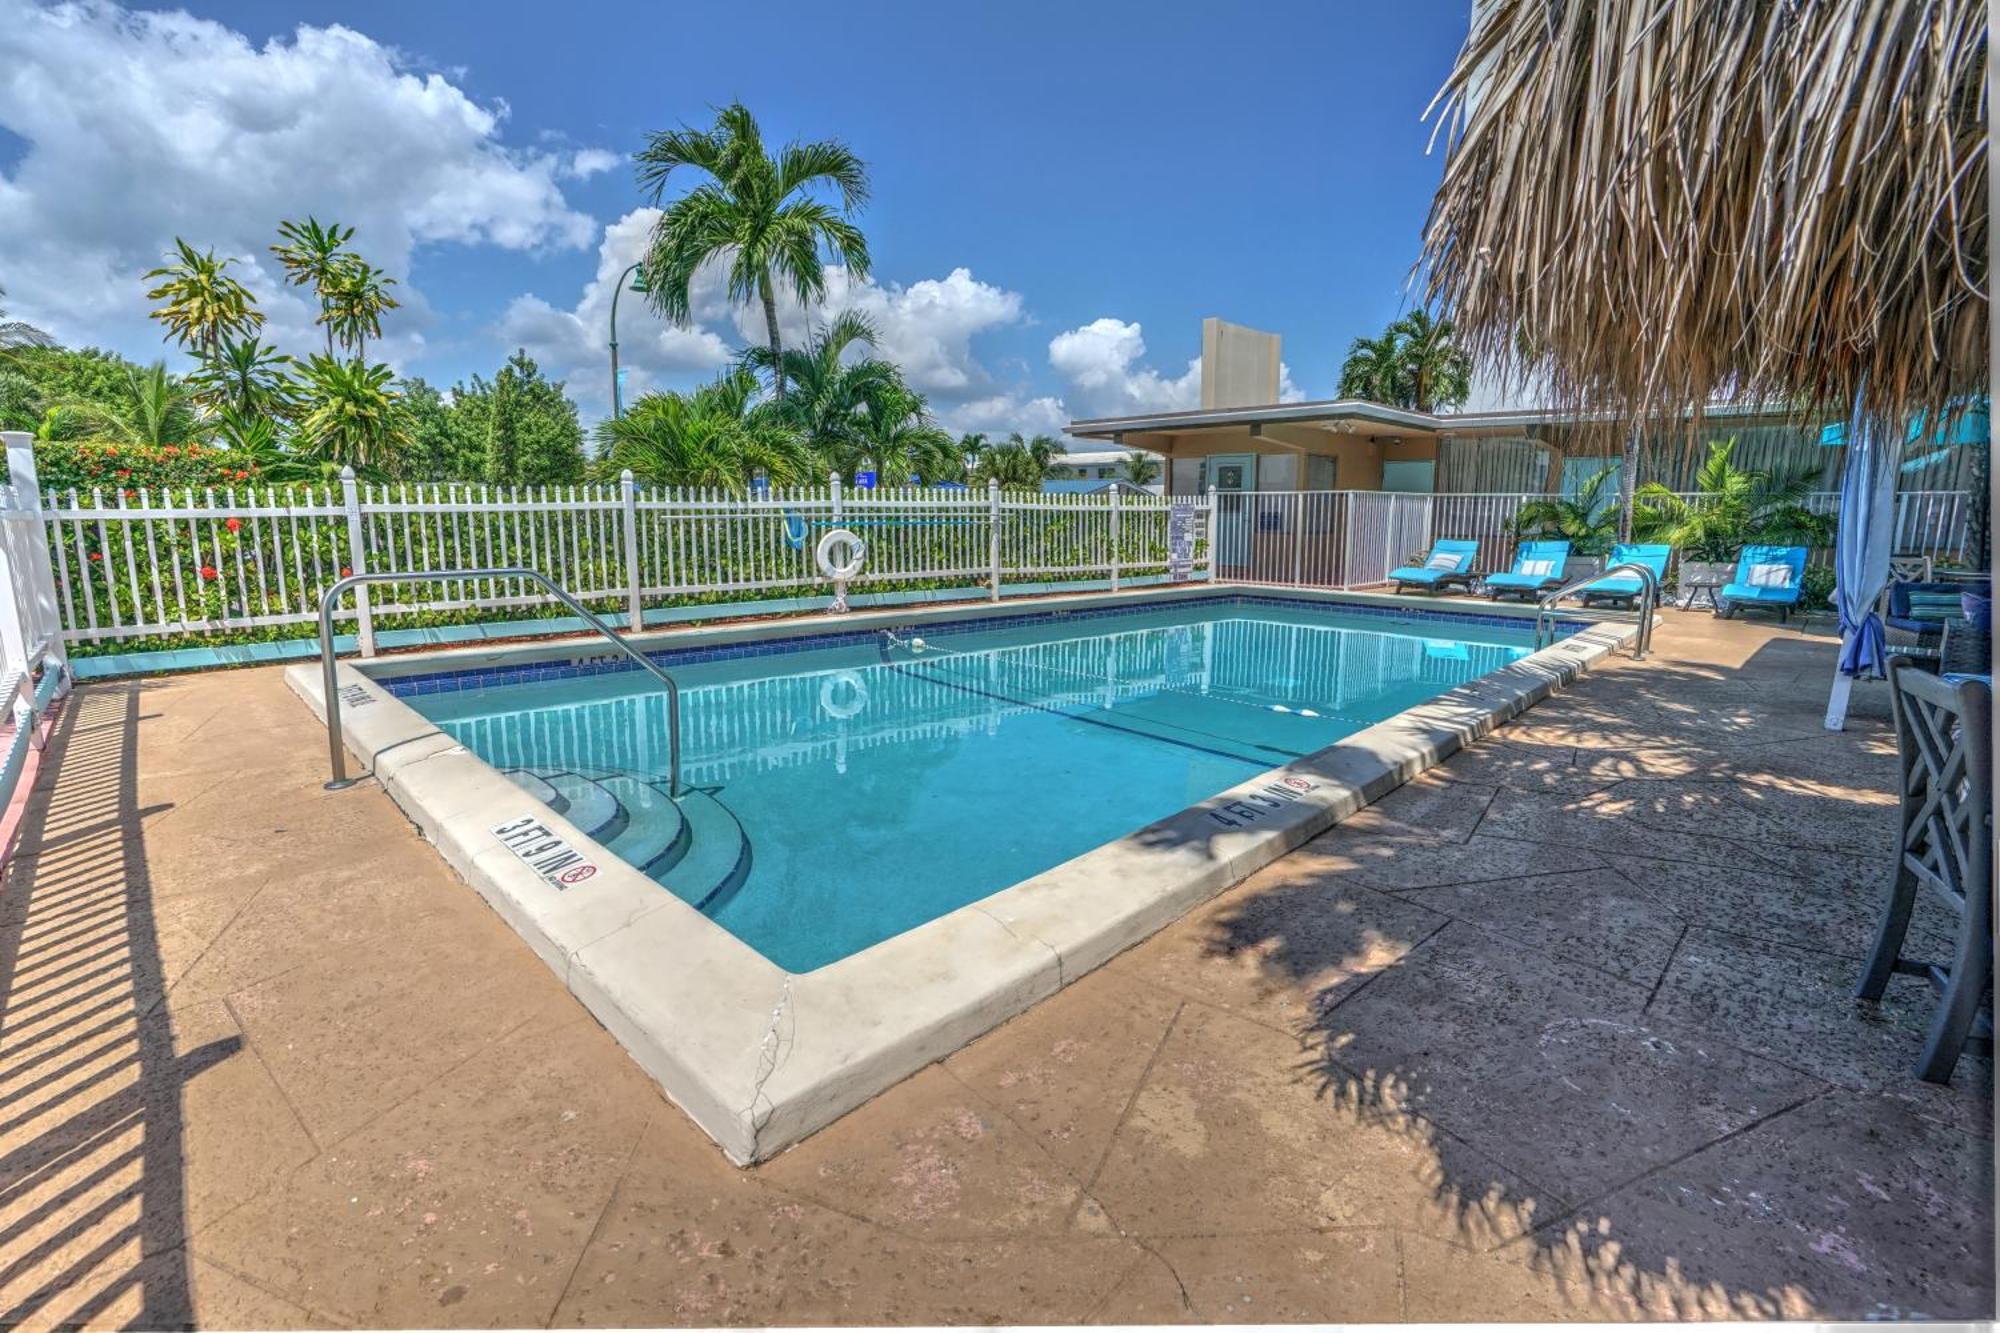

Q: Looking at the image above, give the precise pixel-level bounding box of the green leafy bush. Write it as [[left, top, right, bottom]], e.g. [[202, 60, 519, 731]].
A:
[[33, 440, 265, 496]]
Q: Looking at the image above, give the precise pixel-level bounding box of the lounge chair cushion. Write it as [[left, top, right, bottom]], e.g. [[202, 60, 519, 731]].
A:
[[1746, 562, 1795, 589], [1907, 591, 1965, 622], [1721, 580, 1803, 604], [1425, 550, 1466, 571], [1519, 559, 1558, 578]]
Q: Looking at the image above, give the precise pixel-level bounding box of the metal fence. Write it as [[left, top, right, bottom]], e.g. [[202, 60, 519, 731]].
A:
[[16, 457, 1218, 654], [1214, 488, 1973, 588]]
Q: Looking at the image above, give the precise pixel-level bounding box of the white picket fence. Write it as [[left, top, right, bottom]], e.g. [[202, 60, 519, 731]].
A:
[[1214, 488, 1973, 588], [1, 418, 1977, 660], [13, 454, 1217, 655], [0, 435, 72, 820]]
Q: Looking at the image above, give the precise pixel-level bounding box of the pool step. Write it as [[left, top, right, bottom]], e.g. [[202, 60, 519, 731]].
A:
[[593, 773, 690, 873], [499, 764, 748, 915], [538, 770, 628, 845], [653, 788, 752, 913]]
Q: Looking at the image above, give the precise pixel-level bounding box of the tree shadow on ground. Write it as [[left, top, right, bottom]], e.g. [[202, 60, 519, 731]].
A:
[[1181, 636, 1994, 1319], [0, 683, 238, 1330]]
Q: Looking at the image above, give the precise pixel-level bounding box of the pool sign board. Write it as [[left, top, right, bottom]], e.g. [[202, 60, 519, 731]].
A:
[[1167, 503, 1197, 580], [492, 816, 599, 890]]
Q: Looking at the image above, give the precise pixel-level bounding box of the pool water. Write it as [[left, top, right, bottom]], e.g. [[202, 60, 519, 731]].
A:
[[401, 599, 1539, 971]]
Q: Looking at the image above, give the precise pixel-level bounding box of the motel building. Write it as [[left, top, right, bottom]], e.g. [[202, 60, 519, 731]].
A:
[[1065, 318, 1977, 501]]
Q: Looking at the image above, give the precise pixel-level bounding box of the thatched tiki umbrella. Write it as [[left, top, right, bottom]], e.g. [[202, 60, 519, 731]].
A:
[[1419, 0, 1987, 703]]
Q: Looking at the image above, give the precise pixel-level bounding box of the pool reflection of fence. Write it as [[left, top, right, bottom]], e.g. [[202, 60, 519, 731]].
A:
[[430, 610, 1531, 786]]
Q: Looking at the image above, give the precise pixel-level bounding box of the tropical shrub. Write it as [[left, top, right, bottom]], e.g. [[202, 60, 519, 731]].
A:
[[1512, 466, 1620, 555], [32, 439, 265, 494], [1633, 439, 1834, 560]]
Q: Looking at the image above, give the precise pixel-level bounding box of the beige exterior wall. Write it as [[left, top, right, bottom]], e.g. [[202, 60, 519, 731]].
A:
[[1199, 319, 1281, 409]]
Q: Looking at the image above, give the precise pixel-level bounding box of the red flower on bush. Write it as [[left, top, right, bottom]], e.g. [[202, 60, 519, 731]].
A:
[[88, 551, 101, 562], [115, 469, 131, 479], [200, 565, 218, 581], [235, 470, 251, 481], [161, 447, 179, 457], [340, 566, 352, 577], [225, 517, 242, 532]]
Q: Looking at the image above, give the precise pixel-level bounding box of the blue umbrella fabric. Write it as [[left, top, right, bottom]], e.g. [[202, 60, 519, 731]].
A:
[[1825, 406, 1898, 729]]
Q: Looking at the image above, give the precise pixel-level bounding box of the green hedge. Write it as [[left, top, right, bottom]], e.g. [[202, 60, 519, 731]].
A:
[[34, 440, 267, 496]]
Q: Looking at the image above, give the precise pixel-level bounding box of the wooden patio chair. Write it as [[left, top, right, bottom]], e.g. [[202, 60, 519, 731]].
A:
[[1855, 659, 1994, 1082]]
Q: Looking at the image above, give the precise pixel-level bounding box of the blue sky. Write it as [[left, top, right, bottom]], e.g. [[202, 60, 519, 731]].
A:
[[0, 0, 1475, 437]]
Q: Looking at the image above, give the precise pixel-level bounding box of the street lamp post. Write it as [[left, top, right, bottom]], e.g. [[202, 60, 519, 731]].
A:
[[608, 261, 650, 421]]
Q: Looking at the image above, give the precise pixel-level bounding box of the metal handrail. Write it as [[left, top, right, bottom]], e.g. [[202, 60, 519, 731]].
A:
[[317, 568, 682, 795], [1534, 561, 1661, 659]]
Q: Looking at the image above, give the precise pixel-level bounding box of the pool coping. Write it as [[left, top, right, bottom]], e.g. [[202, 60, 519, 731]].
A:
[[283, 582, 1637, 1164]]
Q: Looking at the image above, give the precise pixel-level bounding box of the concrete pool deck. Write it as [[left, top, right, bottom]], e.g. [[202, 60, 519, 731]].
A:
[[0, 608, 1990, 1325]]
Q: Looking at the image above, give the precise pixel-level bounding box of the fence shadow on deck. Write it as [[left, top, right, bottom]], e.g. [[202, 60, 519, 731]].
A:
[[0, 683, 236, 1330]]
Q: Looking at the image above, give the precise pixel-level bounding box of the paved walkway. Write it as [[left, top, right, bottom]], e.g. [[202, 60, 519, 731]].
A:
[[0, 610, 1990, 1326]]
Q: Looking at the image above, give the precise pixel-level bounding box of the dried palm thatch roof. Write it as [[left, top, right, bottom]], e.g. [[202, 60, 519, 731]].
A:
[[1420, 0, 1987, 431]]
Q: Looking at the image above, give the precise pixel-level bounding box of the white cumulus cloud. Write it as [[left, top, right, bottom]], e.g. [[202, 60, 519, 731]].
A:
[[1047, 318, 1202, 418], [496, 208, 732, 419], [0, 0, 604, 362], [501, 213, 1049, 429]]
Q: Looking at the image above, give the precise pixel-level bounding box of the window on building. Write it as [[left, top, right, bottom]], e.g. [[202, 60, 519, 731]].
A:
[[1381, 460, 1436, 493]]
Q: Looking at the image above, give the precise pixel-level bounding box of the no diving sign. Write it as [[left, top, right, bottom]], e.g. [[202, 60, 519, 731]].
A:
[[492, 816, 599, 889]]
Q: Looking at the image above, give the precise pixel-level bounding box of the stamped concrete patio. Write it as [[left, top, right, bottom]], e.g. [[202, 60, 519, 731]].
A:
[[0, 608, 1991, 1327]]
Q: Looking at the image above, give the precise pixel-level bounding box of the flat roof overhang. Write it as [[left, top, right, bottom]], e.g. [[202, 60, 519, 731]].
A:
[[1068, 398, 1824, 449]]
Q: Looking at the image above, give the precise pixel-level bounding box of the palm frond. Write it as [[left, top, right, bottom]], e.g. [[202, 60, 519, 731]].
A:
[[1420, 0, 1987, 429]]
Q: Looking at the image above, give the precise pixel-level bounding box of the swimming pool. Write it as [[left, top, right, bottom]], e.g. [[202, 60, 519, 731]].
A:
[[394, 597, 1544, 971], [292, 584, 1627, 1161]]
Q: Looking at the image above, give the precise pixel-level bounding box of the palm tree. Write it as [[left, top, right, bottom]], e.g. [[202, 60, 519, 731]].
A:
[[1392, 310, 1471, 413], [1633, 439, 1834, 560], [1337, 330, 1406, 404], [1020, 432, 1063, 475], [1512, 466, 1620, 556], [958, 432, 989, 473], [0, 287, 51, 358], [110, 363, 202, 446], [1121, 450, 1162, 486], [636, 103, 871, 400], [296, 356, 405, 470], [847, 385, 958, 485], [972, 433, 1063, 490], [597, 369, 813, 491], [213, 412, 325, 483], [189, 336, 297, 420], [742, 311, 899, 457], [271, 218, 356, 357], [320, 257, 399, 361], [144, 240, 263, 369]]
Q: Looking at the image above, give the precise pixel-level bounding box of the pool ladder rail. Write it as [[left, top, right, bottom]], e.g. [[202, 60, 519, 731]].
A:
[[315, 567, 683, 795], [1533, 560, 1660, 660]]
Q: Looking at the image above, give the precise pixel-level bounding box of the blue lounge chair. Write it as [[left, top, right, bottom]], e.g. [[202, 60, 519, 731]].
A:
[[1483, 540, 1572, 602], [1578, 543, 1671, 608], [1389, 540, 1479, 595], [1717, 545, 1810, 621]]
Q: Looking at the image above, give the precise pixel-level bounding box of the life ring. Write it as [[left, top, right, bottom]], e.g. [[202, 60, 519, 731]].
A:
[[819, 670, 868, 720], [815, 528, 867, 581]]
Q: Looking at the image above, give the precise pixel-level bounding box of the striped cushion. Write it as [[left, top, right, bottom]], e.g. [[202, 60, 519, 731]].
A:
[[1907, 592, 1963, 621]]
